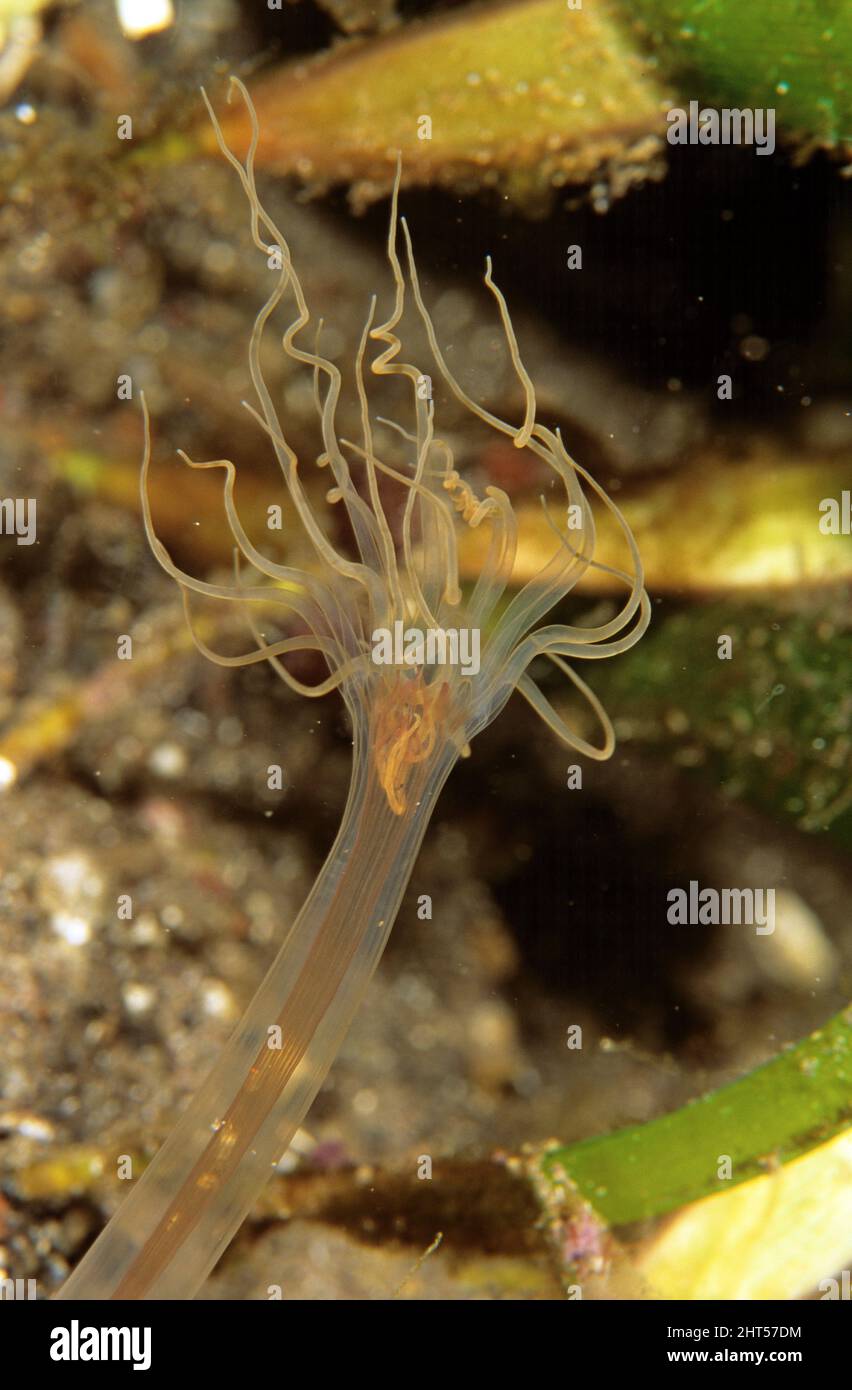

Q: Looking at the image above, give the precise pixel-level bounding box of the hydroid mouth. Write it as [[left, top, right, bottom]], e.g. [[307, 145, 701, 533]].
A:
[[372, 669, 455, 816]]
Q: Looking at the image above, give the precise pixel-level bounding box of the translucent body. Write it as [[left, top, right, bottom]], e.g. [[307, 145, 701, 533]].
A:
[[58, 78, 649, 1299]]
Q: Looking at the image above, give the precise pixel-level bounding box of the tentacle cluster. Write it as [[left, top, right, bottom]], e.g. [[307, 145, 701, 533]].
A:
[[141, 76, 650, 814]]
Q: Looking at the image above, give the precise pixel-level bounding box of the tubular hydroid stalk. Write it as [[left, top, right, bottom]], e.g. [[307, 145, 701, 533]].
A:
[[59, 722, 458, 1299], [58, 74, 649, 1299]]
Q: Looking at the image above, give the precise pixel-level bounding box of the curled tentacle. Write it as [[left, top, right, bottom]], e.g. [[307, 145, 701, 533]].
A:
[[145, 80, 649, 807]]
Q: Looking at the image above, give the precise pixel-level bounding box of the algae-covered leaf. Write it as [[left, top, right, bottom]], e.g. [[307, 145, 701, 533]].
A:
[[197, 0, 852, 212], [459, 451, 852, 595], [528, 1005, 852, 1297], [206, 0, 670, 211], [635, 1126, 852, 1299], [618, 0, 852, 154], [590, 598, 852, 840], [541, 1004, 852, 1226]]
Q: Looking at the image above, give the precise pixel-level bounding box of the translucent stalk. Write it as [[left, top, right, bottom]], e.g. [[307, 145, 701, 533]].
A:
[[58, 711, 458, 1300]]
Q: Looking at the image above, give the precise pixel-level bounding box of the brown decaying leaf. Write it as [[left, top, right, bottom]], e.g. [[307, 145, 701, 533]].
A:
[[205, 0, 670, 210]]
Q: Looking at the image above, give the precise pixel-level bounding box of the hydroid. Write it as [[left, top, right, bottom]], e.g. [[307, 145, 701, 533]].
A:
[[58, 75, 648, 1300]]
